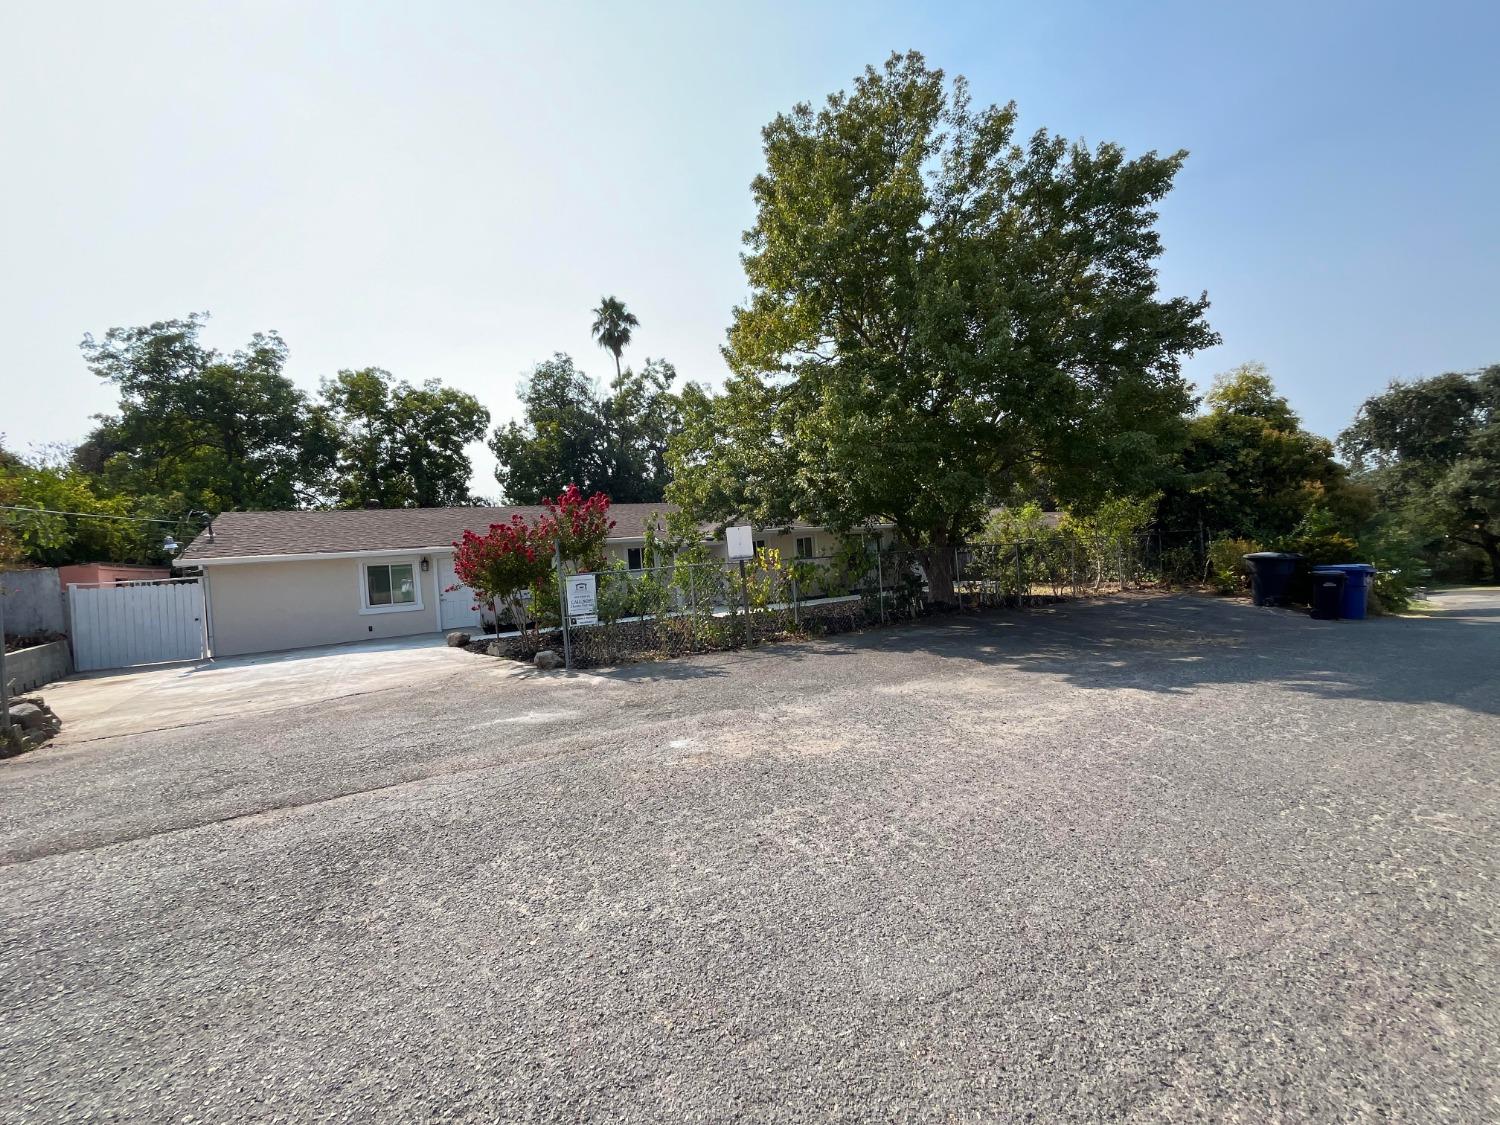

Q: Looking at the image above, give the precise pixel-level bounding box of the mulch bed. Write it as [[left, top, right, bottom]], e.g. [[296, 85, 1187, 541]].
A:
[[469, 599, 907, 668], [464, 594, 1066, 669]]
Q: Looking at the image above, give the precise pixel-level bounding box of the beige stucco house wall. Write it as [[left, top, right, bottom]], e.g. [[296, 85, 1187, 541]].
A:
[[205, 553, 443, 658]]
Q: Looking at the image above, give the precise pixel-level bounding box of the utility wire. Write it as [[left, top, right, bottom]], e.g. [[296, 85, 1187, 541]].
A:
[[0, 504, 203, 526]]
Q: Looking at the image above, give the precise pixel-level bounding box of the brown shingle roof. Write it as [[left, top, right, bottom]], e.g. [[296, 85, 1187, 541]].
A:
[[180, 504, 682, 562]]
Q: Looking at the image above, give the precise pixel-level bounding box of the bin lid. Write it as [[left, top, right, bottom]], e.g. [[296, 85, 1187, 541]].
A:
[[1311, 565, 1347, 574], [1327, 562, 1377, 572], [1243, 551, 1302, 560]]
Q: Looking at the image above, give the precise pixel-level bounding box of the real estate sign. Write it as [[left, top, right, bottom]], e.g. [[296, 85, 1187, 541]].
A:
[[566, 574, 598, 626]]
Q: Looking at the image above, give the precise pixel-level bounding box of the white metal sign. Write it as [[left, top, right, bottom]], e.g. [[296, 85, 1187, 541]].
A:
[[726, 524, 755, 560], [566, 573, 598, 626]]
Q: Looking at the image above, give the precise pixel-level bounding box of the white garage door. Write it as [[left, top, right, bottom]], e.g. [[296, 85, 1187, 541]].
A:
[[437, 555, 484, 631], [68, 578, 209, 672]]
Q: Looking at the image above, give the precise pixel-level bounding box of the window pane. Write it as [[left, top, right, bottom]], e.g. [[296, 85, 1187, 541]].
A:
[[627, 548, 643, 571], [796, 537, 813, 559], [367, 565, 392, 605], [390, 564, 416, 604]]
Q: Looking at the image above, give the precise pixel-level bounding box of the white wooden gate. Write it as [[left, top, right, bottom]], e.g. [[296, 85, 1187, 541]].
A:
[[68, 578, 209, 672]]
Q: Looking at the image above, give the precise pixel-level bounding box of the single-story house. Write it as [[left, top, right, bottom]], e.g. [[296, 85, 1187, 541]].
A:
[[178, 505, 881, 658]]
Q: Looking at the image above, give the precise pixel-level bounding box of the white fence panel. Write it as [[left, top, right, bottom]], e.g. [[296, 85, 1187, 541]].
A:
[[68, 578, 208, 672]]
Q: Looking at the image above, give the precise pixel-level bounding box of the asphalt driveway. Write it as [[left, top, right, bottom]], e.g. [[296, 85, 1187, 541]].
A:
[[2, 590, 1496, 1121]]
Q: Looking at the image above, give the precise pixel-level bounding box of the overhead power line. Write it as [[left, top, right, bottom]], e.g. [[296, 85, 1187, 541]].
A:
[[0, 504, 192, 526]]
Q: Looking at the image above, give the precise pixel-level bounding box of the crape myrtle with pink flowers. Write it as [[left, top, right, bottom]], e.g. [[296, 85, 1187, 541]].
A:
[[449, 484, 615, 632]]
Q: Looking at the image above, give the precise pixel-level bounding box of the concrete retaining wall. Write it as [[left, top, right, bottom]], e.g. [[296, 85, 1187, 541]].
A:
[[0, 568, 67, 638], [4, 640, 72, 693]]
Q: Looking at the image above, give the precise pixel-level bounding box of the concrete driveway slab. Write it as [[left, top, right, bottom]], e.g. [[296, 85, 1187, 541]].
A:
[[39, 634, 495, 744]]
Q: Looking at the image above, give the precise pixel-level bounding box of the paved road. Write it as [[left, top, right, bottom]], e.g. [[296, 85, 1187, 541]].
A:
[[2, 590, 1496, 1121]]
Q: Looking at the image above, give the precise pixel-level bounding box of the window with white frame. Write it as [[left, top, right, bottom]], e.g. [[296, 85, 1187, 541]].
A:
[[795, 535, 814, 559], [361, 561, 420, 613], [627, 547, 644, 571]]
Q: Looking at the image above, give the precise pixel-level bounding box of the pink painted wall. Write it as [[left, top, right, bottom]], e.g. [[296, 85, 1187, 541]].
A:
[[56, 563, 172, 587]]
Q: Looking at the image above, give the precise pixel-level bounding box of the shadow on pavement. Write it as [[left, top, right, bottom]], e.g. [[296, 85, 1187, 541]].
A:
[[639, 590, 1500, 716]]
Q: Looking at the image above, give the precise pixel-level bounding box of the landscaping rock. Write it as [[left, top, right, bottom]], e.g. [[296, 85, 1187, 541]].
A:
[[445, 631, 472, 647], [7, 702, 47, 730], [534, 649, 563, 671], [486, 642, 507, 658], [2, 693, 62, 755]]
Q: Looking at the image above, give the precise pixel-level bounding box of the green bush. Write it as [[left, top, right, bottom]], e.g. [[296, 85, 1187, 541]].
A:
[[1207, 537, 1259, 594]]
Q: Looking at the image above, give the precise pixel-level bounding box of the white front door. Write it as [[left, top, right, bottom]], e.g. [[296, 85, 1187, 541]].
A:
[[437, 554, 484, 631]]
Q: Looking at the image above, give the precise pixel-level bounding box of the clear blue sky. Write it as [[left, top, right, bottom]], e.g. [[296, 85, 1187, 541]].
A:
[[3, 1, 1496, 493]]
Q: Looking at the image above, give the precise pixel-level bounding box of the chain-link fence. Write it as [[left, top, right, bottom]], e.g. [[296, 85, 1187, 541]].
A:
[[472, 525, 1226, 667], [955, 530, 1166, 609], [480, 545, 929, 664]]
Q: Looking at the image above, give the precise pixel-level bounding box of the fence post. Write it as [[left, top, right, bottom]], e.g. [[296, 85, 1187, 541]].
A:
[[791, 575, 800, 626], [954, 546, 963, 611], [554, 539, 572, 671], [0, 589, 11, 738], [738, 559, 751, 647], [1014, 542, 1024, 608], [688, 564, 698, 647]]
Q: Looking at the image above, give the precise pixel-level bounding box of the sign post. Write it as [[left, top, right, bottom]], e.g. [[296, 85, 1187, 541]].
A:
[[726, 525, 754, 647], [554, 540, 572, 671], [0, 585, 10, 737]]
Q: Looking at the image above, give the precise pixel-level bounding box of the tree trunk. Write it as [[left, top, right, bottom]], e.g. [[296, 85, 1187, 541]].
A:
[[1484, 539, 1500, 584], [1458, 530, 1500, 582], [919, 535, 957, 606]]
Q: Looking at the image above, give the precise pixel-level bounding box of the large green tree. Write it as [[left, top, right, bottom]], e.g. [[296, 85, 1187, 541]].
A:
[[489, 353, 680, 503], [79, 313, 335, 513], [668, 53, 1217, 600], [1158, 363, 1352, 543], [490, 355, 611, 502], [601, 357, 682, 503], [1340, 365, 1500, 579], [319, 368, 490, 508], [0, 447, 163, 565]]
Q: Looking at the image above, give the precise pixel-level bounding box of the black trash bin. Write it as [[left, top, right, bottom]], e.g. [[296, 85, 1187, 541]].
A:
[[1310, 566, 1346, 620], [1243, 551, 1302, 607]]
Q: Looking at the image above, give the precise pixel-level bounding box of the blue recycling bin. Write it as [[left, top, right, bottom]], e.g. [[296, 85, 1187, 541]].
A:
[[1325, 563, 1377, 619], [1243, 552, 1302, 607]]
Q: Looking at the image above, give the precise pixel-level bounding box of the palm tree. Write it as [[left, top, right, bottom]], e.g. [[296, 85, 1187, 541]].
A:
[[590, 296, 639, 381]]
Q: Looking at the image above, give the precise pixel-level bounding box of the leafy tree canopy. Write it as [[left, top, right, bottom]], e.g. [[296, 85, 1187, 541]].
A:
[[319, 367, 489, 508], [490, 354, 680, 504], [1340, 365, 1500, 578], [0, 447, 167, 566], [79, 313, 334, 513], [1158, 363, 1353, 543], [666, 52, 1217, 600]]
